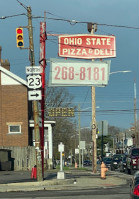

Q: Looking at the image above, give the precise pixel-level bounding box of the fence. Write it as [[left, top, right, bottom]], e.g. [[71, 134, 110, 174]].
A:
[[0, 146, 36, 171]]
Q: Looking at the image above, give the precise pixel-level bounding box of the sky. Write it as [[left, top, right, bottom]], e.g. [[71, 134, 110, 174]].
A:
[[0, 0, 139, 130]]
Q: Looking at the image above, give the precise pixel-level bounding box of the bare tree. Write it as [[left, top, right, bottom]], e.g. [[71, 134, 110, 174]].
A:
[[45, 85, 76, 159]]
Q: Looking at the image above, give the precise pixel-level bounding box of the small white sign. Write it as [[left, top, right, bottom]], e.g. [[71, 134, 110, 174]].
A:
[[28, 90, 42, 101], [75, 148, 79, 154], [26, 66, 42, 74], [80, 141, 86, 150], [58, 142, 64, 152]]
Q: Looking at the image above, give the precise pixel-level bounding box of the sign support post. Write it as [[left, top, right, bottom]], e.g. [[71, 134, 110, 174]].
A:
[[57, 142, 65, 179]]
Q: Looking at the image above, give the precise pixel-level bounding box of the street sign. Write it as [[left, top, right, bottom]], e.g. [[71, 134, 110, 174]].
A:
[[27, 75, 42, 89], [49, 58, 110, 87], [59, 34, 116, 59], [58, 142, 64, 152], [28, 90, 42, 101], [97, 120, 108, 136], [26, 66, 42, 74], [75, 148, 79, 154], [80, 141, 86, 150]]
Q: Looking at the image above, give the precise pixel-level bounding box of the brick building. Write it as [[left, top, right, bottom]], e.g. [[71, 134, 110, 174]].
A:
[[0, 47, 32, 147], [0, 47, 55, 170]]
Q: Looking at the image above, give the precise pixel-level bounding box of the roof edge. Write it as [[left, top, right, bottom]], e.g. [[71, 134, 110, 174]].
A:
[[0, 66, 27, 86]]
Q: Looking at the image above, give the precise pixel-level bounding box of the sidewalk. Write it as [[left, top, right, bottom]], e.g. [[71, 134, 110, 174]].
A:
[[0, 168, 130, 192]]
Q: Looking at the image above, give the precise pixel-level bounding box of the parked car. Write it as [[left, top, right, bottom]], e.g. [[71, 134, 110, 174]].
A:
[[110, 154, 124, 171], [118, 155, 127, 172], [126, 147, 139, 175], [83, 160, 91, 166], [130, 171, 139, 198], [103, 157, 112, 168]]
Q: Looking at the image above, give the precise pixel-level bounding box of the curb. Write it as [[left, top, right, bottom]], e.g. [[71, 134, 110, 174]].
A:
[[0, 178, 74, 192]]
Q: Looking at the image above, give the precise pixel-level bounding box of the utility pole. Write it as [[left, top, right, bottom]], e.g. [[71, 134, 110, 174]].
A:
[[88, 23, 97, 173], [134, 78, 137, 146], [101, 121, 104, 160], [78, 104, 81, 168], [27, 6, 43, 181]]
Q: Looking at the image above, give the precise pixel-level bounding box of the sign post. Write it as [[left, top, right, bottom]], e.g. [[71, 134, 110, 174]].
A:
[[80, 141, 85, 168], [57, 142, 65, 179]]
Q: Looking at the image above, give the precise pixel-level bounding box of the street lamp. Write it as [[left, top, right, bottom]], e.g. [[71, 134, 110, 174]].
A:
[[110, 70, 131, 75]]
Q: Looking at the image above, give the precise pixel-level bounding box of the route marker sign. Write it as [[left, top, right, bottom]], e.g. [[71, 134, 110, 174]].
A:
[[26, 66, 42, 74], [27, 75, 42, 89], [26, 66, 42, 101]]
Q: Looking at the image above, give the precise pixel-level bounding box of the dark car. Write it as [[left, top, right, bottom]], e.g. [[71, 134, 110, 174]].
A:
[[118, 155, 127, 172], [126, 148, 139, 175], [83, 160, 91, 166], [103, 157, 112, 168], [110, 154, 123, 171], [130, 171, 139, 198]]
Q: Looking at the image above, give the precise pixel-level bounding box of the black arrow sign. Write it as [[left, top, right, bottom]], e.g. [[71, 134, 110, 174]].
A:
[[30, 93, 39, 97]]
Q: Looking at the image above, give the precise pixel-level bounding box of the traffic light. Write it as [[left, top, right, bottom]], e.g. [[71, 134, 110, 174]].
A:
[[16, 28, 24, 48]]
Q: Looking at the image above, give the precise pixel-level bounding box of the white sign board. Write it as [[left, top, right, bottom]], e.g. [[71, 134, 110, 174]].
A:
[[58, 142, 64, 152], [26, 66, 42, 75], [28, 90, 42, 101], [49, 58, 110, 87], [97, 120, 108, 136], [80, 141, 86, 150], [75, 148, 79, 154]]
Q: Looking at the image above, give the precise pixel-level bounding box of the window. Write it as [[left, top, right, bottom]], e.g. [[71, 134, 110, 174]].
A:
[[132, 149, 139, 156], [8, 125, 21, 134]]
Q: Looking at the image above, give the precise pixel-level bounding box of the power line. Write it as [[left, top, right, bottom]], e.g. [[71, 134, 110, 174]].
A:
[[16, 0, 28, 10], [43, 16, 139, 30], [1, 10, 139, 31]]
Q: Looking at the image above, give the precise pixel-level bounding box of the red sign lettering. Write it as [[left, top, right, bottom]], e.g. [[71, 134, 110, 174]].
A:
[[58, 34, 116, 59]]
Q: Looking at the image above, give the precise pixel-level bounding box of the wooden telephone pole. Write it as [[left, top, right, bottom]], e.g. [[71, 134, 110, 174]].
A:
[[88, 23, 97, 173], [16, 0, 43, 181], [27, 6, 43, 181], [134, 78, 138, 146]]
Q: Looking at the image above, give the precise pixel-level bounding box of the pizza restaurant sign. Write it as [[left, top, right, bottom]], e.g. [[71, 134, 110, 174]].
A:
[[59, 34, 116, 59]]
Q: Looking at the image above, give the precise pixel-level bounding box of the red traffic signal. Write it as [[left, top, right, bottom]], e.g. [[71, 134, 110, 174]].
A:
[[16, 28, 24, 48]]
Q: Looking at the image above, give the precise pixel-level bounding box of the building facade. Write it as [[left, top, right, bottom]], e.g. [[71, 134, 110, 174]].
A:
[[0, 47, 55, 170], [0, 59, 31, 147]]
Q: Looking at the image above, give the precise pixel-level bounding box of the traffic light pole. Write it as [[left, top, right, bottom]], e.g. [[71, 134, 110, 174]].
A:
[[27, 6, 43, 181]]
